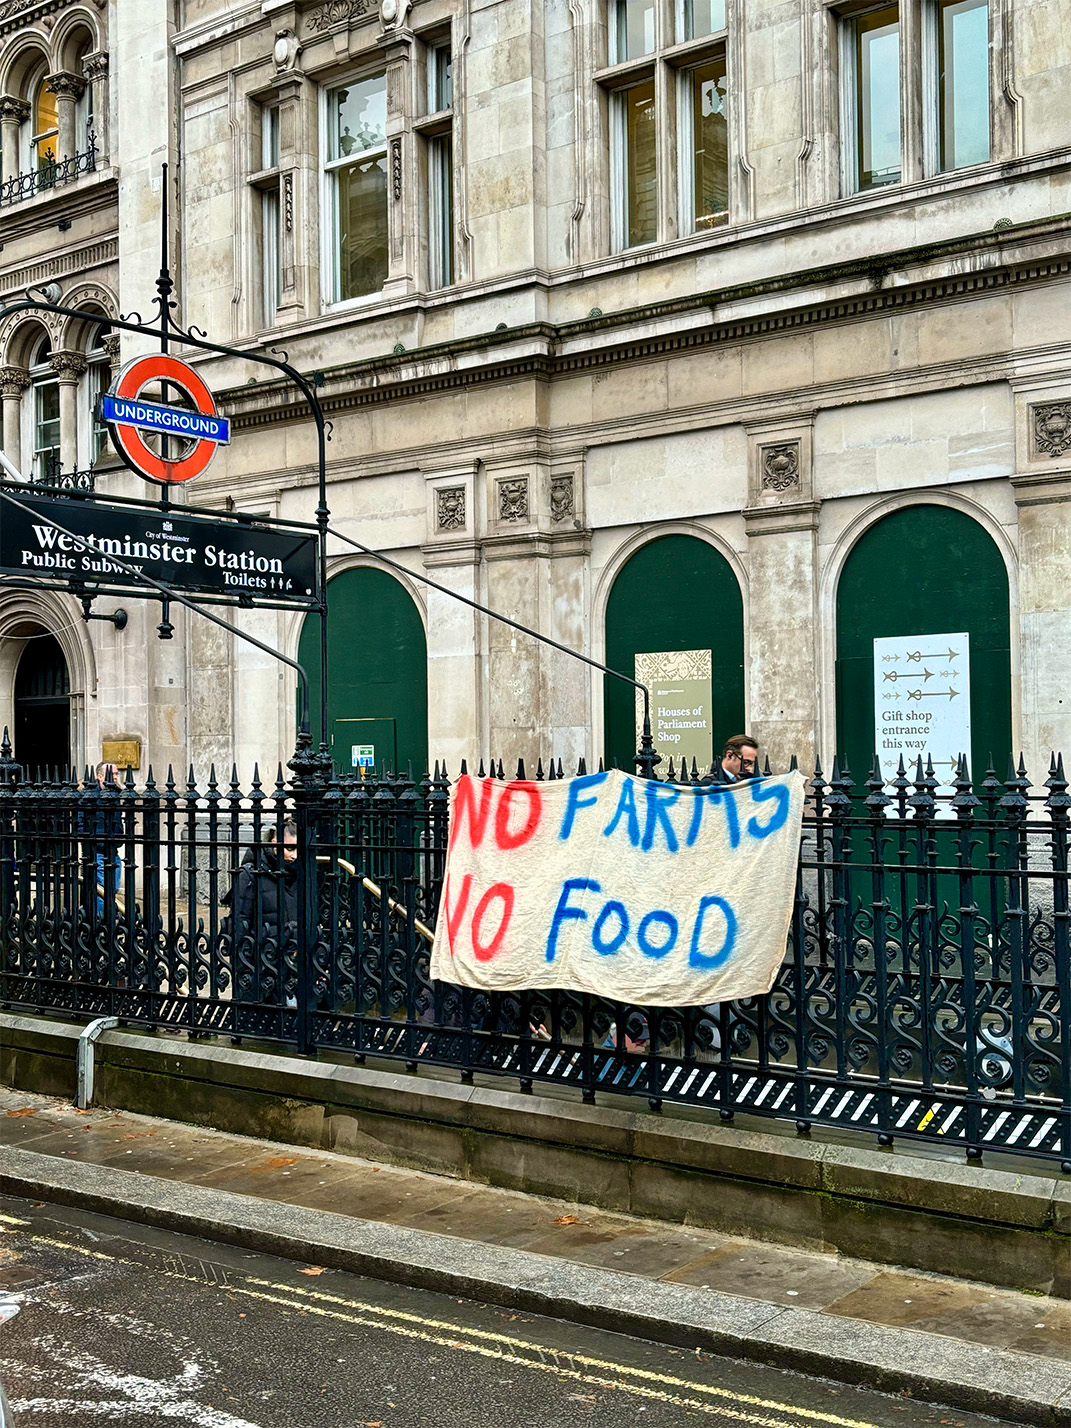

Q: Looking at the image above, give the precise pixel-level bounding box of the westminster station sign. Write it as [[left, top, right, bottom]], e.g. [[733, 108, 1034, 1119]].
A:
[[0, 490, 318, 607]]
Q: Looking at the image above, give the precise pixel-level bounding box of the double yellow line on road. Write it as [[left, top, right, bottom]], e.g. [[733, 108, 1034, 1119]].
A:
[[5, 1216, 884, 1428]]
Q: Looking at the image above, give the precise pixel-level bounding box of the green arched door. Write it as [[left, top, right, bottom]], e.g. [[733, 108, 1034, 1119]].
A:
[[604, 534, 745, 772], [835, 505, 1011, 785], [300, 567, 428, 776]]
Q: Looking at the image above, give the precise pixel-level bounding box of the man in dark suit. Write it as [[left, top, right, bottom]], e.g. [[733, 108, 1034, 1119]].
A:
[[714, 733, 759, 784]]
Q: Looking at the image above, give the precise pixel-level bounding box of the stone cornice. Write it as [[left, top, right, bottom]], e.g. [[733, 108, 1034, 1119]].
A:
[[216, 217, 1071, 429], [0, 236, 117, 298], [0, 0, 76, 40]]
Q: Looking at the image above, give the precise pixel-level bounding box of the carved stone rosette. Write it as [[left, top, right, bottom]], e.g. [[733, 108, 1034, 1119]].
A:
[[550, 474, 574, 523], [1032, 403, 1071, 459], [436, 486, 465, 531], [498, 477, 529, 523], [760, 443, 800, 492]]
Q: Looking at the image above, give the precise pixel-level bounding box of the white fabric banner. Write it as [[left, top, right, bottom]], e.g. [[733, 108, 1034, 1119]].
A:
[[430, 768, 806, 1007]]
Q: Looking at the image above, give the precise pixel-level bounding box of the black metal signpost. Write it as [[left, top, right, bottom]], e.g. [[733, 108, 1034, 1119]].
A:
[[0, 165, 333, 774], [0, 166, 660, 780]]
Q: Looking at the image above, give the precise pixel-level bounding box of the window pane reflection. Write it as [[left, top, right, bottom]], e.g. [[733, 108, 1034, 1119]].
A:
[[940, 0, 989, 170], [623, 81, 657, 247], [337, 155, 388, 299], [856, 7, 901, 189], [614, 0, 655, 61], [330, 75, 387, 162], [682, 0, 726, 40], [692, 61, 728, 230]]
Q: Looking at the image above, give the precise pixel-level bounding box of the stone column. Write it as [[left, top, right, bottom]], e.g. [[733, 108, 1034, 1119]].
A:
[[45, 73, 85, 160], [0, 366, 30, 474], [0, 97, 29, 185], [50, 351, 87, 476], [81, 52, 109, 160], [424, 463, 482, 767], [379, 20, 416, 297], [743, 416, 821, 773], [273, 69, 306, 316], [482, 456, 591, 771]]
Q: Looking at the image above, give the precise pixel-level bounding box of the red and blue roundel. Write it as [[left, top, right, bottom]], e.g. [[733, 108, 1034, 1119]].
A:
[[102, 353, 230, 485]]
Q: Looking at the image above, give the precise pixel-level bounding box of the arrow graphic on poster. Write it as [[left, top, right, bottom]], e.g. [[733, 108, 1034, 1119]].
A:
[[883, 669, 934, 682], [882, 654, 899, 662], [883, 693, 901, 701], [907, 687, 960, 702]]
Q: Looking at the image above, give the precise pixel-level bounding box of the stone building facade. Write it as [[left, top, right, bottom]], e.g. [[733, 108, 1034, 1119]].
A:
[[1, 0, 1069, 789]]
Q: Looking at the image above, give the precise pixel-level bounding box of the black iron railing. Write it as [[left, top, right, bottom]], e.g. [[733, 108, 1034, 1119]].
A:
[[0, 737, 1067, 1169], [34, 451, 95, 491], [0, 132, 97, 209]]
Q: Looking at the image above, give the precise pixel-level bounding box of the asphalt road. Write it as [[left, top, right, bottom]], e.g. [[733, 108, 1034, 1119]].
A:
[[0, 1198, 1027, 1428]]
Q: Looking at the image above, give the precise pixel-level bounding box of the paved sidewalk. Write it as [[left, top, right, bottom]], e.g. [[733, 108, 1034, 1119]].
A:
[[2, 1086, 1070, 1424]]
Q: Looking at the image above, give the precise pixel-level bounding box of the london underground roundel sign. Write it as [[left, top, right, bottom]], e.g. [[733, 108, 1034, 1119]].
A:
[[102, 353, 230, 485]]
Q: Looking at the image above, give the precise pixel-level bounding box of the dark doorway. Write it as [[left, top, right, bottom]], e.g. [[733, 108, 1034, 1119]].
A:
[[14, 633, 70, 779]]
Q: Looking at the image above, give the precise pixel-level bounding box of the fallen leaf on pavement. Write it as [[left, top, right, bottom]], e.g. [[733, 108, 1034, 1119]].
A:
[[5, 1109, 35, 1118], [553, 1214, 579, 1226], [298, 1266, 326, 1276], [251, 1155, 299, 1171]]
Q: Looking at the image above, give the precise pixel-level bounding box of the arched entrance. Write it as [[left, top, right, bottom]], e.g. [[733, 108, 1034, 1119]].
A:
[[835, 505, 1012, 784], [14, 632, 70, 778], [603, 534, 745, 772], [299, 566, 428, 775]]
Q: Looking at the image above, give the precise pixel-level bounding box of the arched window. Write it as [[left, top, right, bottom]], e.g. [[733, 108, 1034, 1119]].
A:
[[30, 72, 58, 174], [82, 319, 111, 466], [603, 534, 744, 773], [28, 337, 59, 480]]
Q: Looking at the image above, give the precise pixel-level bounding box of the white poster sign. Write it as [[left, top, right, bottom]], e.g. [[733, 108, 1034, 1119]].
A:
[[873, 632, 971, 803], [430, 768, 806, 1007]]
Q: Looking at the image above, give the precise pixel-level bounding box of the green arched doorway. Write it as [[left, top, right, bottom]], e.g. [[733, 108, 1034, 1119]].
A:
[[299, 566, 428, 776], [835, 505, 1012, 785], [604, 534, 745, 772]]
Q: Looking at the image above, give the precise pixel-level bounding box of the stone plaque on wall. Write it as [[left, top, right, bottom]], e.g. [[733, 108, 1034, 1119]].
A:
[[635, 649, 713, 772]]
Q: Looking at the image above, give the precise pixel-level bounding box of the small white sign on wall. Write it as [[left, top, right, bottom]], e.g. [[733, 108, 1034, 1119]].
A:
[[873, 633, 972, 808]]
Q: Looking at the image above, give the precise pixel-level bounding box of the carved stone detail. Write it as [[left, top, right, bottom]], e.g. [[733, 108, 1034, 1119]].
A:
[[283, 172, 294, 232], [46, 71, 85, 102], [380, 0, 412, 29], [81, 52, 108, 84], [49, 350, 87, 381], [101, 333, 120, 363], [761, 443, 800, 492], [272, 28, 301, 73], [0, 95, 30, 124], [436, 486, 465, 531], [390, 137, 402, 200], [1032, 403, 1071, 459], [0, 365, 30, 398], [550, 474, 574, 523], [305, 0, 375, 32], [498, 477, 529, 523]]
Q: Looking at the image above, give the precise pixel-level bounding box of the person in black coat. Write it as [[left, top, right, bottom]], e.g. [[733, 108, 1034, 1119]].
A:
[[231, 821, 298, 1005]]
